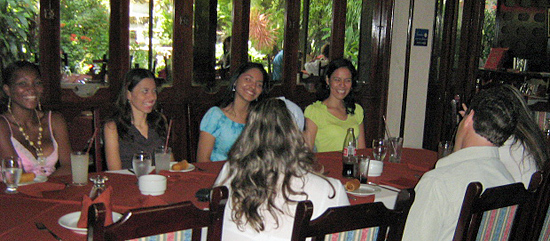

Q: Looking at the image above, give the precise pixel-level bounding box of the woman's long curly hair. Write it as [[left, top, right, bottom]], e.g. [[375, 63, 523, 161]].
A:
[[108, 68, 167, 140], [316, 58, 358, 114], [225, 98, 335, 232]]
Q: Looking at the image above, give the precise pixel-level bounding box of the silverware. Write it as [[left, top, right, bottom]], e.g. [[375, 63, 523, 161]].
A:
[[35, 222, 62, 241], [128, 168, 135, 174], [378, 185, 400, 192], [196, 167, 207, 172]]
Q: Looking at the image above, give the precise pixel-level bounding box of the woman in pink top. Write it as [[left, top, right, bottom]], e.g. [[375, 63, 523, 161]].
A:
[[0, 61, 72, 176]]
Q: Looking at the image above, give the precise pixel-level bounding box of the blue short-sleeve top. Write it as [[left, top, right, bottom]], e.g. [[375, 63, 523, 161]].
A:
[[200, 107, 245, 161]]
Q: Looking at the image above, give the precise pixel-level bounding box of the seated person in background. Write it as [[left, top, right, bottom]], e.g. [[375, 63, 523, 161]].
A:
[[304, 58, 366, 152], [303, 43, 330, 77], [197, 62, 267, 162], [104, 69, 167, 170], [213, 98, 349, 241], [272, 50, 283, 81], [402, 85, 518, 241], [0, 61, 72, 176]]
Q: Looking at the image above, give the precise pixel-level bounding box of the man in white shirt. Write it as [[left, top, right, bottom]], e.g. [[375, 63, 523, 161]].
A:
[[402, 86, 518, 241]]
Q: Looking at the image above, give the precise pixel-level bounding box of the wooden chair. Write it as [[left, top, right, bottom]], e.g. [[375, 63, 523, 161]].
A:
[[87, 186, 228, 241], [452, 179, 541, 241], [291, 188, 415, 241], [525, 166, 550, 241]]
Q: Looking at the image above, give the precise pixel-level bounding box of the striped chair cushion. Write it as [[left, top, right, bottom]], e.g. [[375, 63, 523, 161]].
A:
[[475, 205, 517, 241], [324, 227, 380, 241], [538, 206, 550, 241], [128, 229, 193, 241]]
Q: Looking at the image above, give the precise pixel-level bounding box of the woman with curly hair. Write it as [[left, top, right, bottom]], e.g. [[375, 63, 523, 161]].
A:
[[213, 98, 349, 240], [103, 68, 167, 170], [304, 58, 366, 152]]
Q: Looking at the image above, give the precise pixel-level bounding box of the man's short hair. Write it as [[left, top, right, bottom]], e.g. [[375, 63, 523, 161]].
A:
[[467, 85, 519, 146]]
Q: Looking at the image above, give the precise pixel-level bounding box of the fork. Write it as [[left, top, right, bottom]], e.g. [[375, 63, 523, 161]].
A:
[[35, 222, 62, 241]]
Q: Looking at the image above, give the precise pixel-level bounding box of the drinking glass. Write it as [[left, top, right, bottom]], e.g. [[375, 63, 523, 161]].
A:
[[132, 151, 152, 179], [154, 146, 172, 173], [357, 155, 370, 184], [2, 157, 22, 194], [372, 138, 388, 161], [71, 151, 89, 186]]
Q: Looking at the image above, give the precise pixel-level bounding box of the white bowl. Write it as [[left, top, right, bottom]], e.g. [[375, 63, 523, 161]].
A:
[[368, 160, 384, 177], [138, 174, 167, 196]]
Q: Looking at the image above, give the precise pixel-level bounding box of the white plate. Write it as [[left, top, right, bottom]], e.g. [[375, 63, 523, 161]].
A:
[[169, 162, 195, 172], [346, 184, 381, 196], [18, 175, 47, 186], [58, 211, 123, 235]]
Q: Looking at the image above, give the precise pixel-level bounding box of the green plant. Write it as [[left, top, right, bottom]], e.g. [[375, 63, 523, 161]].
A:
[[0, 0, 38, 70], [60, 0, 110, 74]]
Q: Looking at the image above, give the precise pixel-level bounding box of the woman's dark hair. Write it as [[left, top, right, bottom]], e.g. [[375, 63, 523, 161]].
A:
[[316, 58, 358, 114], [108, 68, 167, 140], [217, 62, 269, 108], [1, 61, 41, 113], [224, 98, 335, 232]]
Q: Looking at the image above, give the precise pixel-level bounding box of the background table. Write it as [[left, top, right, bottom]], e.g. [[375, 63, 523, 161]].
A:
[[0, 148, 436, 240]]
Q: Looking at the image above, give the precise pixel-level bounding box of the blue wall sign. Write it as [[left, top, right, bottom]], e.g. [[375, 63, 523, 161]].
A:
[[414, 29, 429, 46]]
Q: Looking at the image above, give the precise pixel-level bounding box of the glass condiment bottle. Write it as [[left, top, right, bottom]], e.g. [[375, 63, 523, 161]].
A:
[[89, 175, 109, 200]]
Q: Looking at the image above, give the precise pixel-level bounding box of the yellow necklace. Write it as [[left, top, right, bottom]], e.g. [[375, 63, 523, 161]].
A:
[[9, 108, 44, 162]]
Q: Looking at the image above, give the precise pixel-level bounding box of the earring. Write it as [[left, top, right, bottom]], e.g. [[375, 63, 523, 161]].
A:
[[326, 84, 330, 89], [232, 85, 235, 92], [38, 99, 43, 111]]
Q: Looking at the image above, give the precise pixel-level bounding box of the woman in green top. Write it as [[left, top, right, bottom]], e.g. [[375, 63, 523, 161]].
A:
[[303, 58, 366, 152]]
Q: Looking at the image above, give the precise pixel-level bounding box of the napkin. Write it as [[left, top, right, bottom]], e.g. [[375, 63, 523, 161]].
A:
[[77, 186, 114, 228], [18, 182, 65, 197]]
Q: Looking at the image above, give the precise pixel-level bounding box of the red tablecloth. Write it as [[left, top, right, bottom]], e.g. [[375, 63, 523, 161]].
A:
[[0, 148, 436, 240]]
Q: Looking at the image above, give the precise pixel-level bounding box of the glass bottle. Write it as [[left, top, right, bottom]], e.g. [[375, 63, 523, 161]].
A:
[[342, 128, 357, 178], [89, 175, 109, 200]]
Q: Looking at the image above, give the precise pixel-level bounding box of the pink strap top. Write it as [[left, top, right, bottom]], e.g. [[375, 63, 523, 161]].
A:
[[2, 111, 59, 176]]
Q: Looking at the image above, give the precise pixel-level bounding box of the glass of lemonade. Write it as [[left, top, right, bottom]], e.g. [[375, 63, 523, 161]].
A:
[[2, 157, 22, 194], [71, 151, 89, 186], [154, 146, 172, 173]]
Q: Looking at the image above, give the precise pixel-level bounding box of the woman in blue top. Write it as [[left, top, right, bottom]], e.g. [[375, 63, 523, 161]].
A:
[[197, 62, 267, 162]]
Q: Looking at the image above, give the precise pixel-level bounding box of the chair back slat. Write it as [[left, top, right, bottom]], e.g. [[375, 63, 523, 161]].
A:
[[87, 186, 228, 241], [527, 166, 550, 241], [291, 188, 414, 241], [452, 178, 540, 241]]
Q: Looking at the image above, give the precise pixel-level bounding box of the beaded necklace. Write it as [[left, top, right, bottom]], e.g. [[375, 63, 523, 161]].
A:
[[9, 108, 45, 164]]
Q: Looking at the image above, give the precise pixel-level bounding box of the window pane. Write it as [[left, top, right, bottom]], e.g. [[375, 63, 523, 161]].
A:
[[344, 0, 361, 67], [248, 0, 285, 84], [0, 0, 39, 68], [60, 0, 110, 83], [129, 0, 173, 86]]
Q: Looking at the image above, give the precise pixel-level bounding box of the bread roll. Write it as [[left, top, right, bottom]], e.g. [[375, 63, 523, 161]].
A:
[[19, 173, 36, 183], [179, 160, 189, 170], [171, 160, 190, 171], [345, 179, 361, 191]]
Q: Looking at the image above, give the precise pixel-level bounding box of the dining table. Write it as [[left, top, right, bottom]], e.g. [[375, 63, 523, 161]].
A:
[[0, 148, 437, 241]]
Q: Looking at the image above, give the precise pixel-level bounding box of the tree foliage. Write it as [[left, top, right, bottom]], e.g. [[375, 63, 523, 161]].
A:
[[60, 0, 110, 74], [0, 0, 38, 70]]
